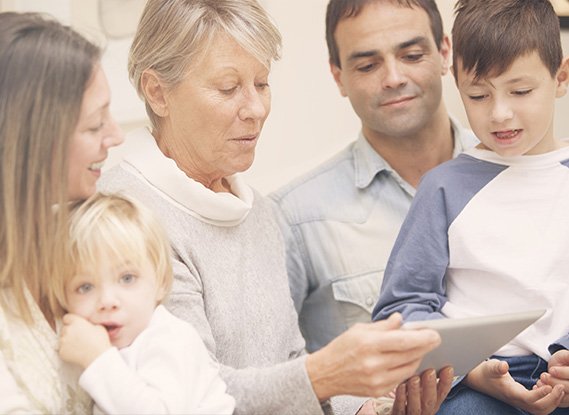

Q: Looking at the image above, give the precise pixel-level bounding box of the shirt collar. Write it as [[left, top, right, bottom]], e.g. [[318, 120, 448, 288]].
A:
[[353, 115, 472, 189]]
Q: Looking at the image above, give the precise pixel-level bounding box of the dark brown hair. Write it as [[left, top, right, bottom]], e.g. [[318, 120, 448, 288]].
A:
[[452, 0, 562, 80], [326, 0, 444, 68]]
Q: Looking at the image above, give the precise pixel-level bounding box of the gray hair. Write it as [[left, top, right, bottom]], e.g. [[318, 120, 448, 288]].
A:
[[128, 0, 282, 130]]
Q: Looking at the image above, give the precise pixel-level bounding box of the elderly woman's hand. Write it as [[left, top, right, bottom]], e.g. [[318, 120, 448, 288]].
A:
[[305, 313, 441, 401]]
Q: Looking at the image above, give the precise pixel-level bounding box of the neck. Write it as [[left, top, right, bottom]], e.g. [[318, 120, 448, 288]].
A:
[[153, 129, 232, 193], [363, 112, 454, 188]]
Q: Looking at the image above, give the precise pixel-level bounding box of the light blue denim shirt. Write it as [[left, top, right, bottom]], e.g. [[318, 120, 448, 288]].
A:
[[270, 116, 478, 352]]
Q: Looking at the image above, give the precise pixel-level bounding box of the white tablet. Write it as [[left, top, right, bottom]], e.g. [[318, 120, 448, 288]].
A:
[[402, 309, 546, 377]]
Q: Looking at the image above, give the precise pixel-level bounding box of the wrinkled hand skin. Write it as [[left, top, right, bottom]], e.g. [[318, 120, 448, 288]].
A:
[[306, 313, 441, 401]]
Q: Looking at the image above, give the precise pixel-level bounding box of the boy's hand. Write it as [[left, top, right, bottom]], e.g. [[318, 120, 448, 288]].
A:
[[465, 359, 564, 415], [535, 350, 569, 407], [58, 313, 111, 369]]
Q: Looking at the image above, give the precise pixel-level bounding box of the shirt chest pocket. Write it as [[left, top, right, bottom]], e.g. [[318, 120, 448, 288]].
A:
[[331, 271, 384, 327]]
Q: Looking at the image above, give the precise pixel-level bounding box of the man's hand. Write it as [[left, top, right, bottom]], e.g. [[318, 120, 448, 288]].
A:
[[391, 366, 454, 415], [465, 359, 564, 415], [58, 313, 111, 369], [306, 313, 441, 401], [535, 350, 569, 408]]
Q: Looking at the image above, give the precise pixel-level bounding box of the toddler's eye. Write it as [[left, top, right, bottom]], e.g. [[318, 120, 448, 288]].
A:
[[77, 283, 93, 294], [120, 273, 137, 285]]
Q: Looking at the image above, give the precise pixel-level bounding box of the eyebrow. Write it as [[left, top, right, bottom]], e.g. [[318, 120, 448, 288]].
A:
[[346, 36, 430, 63]]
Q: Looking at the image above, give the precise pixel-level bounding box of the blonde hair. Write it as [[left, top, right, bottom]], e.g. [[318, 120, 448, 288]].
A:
[[128, 0, 282, 131], [0, 12, 101, 322], [53, 193, 173, 311]]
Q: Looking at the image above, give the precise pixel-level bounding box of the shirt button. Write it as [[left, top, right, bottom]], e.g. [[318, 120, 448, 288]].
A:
[[366, 297, 374, 306]]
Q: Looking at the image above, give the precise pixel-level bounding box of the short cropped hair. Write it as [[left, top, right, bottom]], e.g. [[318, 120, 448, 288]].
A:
[[128, 0, 282, 131], [54, 193, 173, 310], [326, 0, 444, 68], [452, 0, 563, 80]]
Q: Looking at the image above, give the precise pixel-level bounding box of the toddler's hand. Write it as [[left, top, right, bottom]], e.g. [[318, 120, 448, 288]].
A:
[[58, 313, 111, 369]]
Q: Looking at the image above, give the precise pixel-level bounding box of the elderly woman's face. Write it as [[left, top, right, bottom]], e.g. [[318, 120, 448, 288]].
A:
[[161, 33, 271, 184]]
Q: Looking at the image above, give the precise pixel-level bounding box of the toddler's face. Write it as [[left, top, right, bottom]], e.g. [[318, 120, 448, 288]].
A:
[[455, 51, 567, 157], [65, 257, 162, 349]]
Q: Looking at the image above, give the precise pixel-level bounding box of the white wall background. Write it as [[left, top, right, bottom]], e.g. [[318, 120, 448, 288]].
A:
[[2, 0, 569, 194]]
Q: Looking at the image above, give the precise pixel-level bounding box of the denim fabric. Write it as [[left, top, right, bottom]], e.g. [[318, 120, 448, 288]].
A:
[[438, 354, 569, 415], [270, 117, 477, 352]]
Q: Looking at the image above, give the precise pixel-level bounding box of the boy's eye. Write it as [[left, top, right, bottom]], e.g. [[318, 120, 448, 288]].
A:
[[76, 283, 93, 294], [120, 273, 137, 285], [468, 94, 487, 101], [513, 89, 532, 96]]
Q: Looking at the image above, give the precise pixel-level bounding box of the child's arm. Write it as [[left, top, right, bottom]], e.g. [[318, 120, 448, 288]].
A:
[[464, 359, 564, 414], [372, 170, 452, 323]]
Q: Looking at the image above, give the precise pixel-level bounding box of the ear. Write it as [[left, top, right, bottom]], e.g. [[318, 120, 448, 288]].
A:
[[330, 61, 347, 97], [140, 69, 169, 117], [439, 34, 452, 76], [555, 57, 569, 98]]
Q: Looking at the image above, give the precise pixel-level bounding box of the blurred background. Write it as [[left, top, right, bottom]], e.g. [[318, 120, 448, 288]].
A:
[[1, 0, 568, 194]]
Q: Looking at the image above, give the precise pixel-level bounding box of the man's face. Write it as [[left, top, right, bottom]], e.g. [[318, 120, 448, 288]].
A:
[[331, 1, 450, 141]]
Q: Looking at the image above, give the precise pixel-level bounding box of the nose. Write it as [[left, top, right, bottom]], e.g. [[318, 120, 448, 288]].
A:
[[98, 287, 119, 311], [102, 116, 125, 149], [381, 58, 407, 90], [491, 97, 513, 124], [238, 87, 270, 121]]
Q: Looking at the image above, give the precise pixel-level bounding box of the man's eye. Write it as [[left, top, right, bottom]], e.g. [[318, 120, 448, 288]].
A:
[[403, 53, 424, 62], [357, 63, 375, 73]]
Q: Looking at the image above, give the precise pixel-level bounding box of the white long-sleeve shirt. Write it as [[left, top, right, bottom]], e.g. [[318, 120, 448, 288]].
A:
[[80, 305, 234, 415]]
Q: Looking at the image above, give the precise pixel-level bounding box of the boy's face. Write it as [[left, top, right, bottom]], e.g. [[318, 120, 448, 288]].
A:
[[330, 1, 450, 140], [65, 256, 163, 349], [456, 51, 568, 156]]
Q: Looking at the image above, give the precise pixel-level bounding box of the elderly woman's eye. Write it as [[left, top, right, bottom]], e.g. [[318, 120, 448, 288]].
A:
[[220, 86, 237, 95]]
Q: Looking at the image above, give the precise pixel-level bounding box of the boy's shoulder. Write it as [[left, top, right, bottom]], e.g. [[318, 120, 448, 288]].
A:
[[421, 151, 508, 190]]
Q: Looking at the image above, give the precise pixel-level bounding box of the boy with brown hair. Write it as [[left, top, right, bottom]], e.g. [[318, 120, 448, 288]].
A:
[[374, 0, 569, 413]]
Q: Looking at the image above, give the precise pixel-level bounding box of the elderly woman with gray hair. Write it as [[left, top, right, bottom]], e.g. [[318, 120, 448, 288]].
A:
[[99, 0, 453, 414]]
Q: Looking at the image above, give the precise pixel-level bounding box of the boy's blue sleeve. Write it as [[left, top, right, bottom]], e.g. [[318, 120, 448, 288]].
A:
[[372, 171, 450, 322], [372, 155, 507, 323], [549, 335, 569, 354]]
